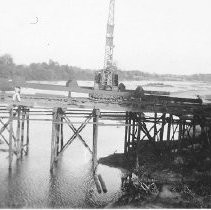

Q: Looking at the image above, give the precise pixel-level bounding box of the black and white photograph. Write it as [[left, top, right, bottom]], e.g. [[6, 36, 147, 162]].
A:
[[0, 0, 211, 208]]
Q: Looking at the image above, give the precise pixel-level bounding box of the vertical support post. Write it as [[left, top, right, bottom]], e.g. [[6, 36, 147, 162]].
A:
[[124, 111, 128, 154], [60, 116, 64, 149], [178, 118, 182, 150], [192, 118, 196, 143], [9, 108, 13, 168], [135, 113, 141, 169], [93, 108, 100, 174], [154, 112, 157, 141], [50, 108, 57, 171], [167, 114, 172, 141], [132, 113, 136, 151], [20, 108, 25, 157], [26, 109, 30, 155], [127, 112, 132, 153], [16, 107, 21, 159], [160, 113, 166, 141], [56, 112, 60, 156], [137, 117, 141, 141], [138, 113, 142, 141], [182, 119, 186, 140], [200, 118, 205, 143]]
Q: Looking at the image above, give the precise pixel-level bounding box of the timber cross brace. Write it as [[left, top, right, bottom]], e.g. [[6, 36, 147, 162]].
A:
[[0, 106, 30, 168], [50, 107, 100, 174], [124, 111, 211, 158]]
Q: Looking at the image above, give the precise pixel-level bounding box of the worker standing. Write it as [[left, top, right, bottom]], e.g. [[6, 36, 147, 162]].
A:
[[12, 86, 21, 102]]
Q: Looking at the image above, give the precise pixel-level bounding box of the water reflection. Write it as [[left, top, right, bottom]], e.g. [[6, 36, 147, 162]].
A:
[[0, 118, 125, 208]]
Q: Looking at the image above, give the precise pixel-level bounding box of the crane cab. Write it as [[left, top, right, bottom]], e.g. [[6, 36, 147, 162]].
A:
[[94, 69, 118, 91]]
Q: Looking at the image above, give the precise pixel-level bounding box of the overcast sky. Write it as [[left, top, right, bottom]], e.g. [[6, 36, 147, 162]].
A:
[[0, 0, 211, 74]]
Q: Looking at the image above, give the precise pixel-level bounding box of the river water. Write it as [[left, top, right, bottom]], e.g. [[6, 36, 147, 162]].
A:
[[0, 80, 210, 208]]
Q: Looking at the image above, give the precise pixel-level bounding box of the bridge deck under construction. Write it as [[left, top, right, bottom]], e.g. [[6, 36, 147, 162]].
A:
[[0, 87, 211, 193]]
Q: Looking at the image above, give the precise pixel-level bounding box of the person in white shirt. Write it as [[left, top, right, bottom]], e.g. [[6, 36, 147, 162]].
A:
[[13, 86, 21, 102]]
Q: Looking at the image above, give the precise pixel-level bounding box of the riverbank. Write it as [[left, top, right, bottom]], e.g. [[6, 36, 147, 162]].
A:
[[99, 141, 211, 208]]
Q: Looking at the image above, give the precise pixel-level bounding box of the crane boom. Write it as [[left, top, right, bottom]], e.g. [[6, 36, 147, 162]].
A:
[[104, 0, 115, 69], [94, 0, 118, 91]]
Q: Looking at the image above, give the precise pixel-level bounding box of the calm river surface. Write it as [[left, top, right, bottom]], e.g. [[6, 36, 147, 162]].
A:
[[0, 116, 126, 208], [0, 80, 210, 208]]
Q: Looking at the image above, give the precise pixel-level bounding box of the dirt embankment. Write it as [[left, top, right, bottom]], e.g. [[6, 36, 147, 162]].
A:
[[99, 142, 211, 208]]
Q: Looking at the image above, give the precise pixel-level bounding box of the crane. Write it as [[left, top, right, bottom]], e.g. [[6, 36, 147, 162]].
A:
[[94, 0, 118, 91]]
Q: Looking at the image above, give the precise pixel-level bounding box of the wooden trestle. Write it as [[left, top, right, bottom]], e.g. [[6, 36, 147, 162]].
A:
[[50, 107, 100, 173], [0, 105, 30, 168], [0, 104, 211, 172], [124, 111, 211, 157]]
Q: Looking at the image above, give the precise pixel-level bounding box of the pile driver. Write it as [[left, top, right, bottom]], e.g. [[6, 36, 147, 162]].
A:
[[94, 0, 119, 91]]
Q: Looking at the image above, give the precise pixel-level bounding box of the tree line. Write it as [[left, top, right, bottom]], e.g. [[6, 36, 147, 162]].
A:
[[0, 54, 210, 82]]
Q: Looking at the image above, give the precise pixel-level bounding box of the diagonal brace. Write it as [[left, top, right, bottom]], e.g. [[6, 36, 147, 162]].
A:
[[63, 115, 93, 154], [60, 114, 93, 154]]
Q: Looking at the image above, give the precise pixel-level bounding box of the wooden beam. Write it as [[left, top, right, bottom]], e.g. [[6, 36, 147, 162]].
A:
[[167, 114, 172, 141], [93, 108, 100, 173], [26, 110, 30, 154], [63, 115, 93, 154], [159, 113, 166, 141], [124, 111, 128, 154], [20, 109, 25, 157], [9, 108, 13, 168], [50, 109, 57, 171], [60, 114, 93, 154], [60, 117, 64, 149], [16, 107, 21, 159]]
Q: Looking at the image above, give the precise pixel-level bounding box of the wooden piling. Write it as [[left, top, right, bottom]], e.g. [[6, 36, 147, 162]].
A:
[[159, 113, 166, 141], [132, 113, 136, 150], [26, 110, 30, 154], [94, 174, 102, 193], [50, 109, 57, 171], [192, 118, 196, 141], [167, 114, 172, 141], [16, 107, 21, 159], [9, 108, 13, 168], [178, 119, 183, 150], [182, 120, 186, 140], [55, 111, 60, 156], [60, 116, 64, 149], [93, 108, 100, 174], [127, 112, 132, 153], [98, 174, 107, 193], [21, 108, 25, 157], [124, 111, 128, 154], [154, 112, 157, 141]]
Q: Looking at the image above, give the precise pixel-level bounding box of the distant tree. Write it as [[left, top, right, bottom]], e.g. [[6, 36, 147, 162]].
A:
[[0, 54, 14, 65]]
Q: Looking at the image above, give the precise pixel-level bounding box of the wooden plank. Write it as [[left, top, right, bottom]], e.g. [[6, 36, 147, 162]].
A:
[[9, 81, 171, 97], [3, 94, 210, 116]]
